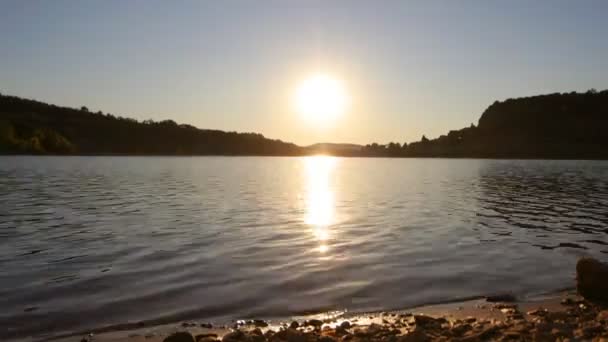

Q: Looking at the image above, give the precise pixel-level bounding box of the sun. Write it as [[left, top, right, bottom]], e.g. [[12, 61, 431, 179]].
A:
[[294, 73, 348, 122]]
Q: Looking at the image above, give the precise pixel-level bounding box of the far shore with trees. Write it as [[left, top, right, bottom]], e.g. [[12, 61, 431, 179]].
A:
[[2, 89, 608, 159]]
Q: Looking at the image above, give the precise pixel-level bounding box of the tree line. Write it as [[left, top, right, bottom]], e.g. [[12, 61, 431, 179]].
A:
[[0, 93, 302, 155], [360, 89, 608, 159], [2, 89, 608, 158]]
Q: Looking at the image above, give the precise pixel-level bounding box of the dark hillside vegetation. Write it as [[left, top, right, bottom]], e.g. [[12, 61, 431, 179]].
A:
[[0, 94, 303, 155], [363, 90, 608, 159], [2, 90, 608, 158]]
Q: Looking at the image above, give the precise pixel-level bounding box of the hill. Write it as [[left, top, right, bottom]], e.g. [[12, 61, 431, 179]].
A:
[[0, 94, 303, 156], [363, 89, 608, 159], [2, 90, 608, 158]]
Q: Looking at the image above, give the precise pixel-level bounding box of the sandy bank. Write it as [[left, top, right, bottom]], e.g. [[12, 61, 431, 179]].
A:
[[43, 290, 607, 342]]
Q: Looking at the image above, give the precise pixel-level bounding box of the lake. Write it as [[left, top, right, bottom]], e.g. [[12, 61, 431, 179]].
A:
[[1, 156, 607, 339]]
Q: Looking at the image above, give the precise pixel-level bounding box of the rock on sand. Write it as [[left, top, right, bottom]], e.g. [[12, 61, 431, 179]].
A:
[[577, 257, 608, 303]]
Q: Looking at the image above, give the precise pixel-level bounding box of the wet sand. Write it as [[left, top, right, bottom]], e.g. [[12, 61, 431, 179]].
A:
[[47, 290, 608, 342]]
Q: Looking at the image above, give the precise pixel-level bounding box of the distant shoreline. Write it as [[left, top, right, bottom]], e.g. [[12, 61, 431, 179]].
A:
[[3, 91, 608, 159], [3, 154, 608, 161]]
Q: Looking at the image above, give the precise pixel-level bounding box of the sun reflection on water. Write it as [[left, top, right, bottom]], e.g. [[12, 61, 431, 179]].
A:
[[304, 156, 337, 254]]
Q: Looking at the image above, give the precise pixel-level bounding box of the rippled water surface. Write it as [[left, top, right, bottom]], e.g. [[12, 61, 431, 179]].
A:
[[1, 156, 608, 339]]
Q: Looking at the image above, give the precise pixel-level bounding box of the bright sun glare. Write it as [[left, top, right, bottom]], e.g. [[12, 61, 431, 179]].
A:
[[295, 74, 348, 123]]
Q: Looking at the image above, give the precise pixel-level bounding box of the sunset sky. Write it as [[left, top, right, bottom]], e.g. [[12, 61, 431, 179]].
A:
[[2, 0, 608, 145]]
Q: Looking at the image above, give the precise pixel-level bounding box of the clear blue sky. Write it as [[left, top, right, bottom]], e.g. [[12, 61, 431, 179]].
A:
[[2, 0, 607, 145]]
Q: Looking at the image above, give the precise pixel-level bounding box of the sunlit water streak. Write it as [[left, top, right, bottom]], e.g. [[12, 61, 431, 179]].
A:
[[0, 156, 607, 340], [305, 156, 337, 255]]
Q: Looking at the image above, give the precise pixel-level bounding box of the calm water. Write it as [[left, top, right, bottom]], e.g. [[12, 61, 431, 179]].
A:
[[1, 156, 608, 339]]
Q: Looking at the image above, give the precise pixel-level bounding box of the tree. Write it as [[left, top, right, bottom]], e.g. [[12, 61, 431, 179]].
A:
[[387, 142, 401, 156]]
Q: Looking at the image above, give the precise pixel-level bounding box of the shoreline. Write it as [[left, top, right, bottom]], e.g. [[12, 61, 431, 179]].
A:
[[4, 154, 608, 161], [36, 289, 606, 342]]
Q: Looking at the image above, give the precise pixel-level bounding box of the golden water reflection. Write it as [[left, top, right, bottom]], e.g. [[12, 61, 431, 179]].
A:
[[304, 156, 336, 254]]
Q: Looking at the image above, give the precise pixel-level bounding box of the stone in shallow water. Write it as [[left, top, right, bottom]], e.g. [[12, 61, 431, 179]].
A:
[[306, 319, 324, 328], [253, 320, 269, 327], [576, 257, 608, 303], [164, 332, 195, 342]]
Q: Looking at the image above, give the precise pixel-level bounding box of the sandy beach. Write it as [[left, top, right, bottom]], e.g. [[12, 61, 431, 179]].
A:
[[42, 290, 607, 342]]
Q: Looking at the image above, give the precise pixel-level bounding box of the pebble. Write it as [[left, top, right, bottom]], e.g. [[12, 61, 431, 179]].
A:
[[306, 319, 324, 328], [253, 319, 269, 327], [340, 321, 351, 330], [561, 298, 575, 306], [150, 291, 608, 342], [196, 338, 218, 342], [222, 330, 245, 342], [527, 308, 548, 316], [412, 315, 438, 327], [494, 303, 517, 310], [318, 336, 336, 342], [163, 332, 195, 342], [195, 333, 218, 339], [283, 298, 602, 340], [396, 329, 429, 342]]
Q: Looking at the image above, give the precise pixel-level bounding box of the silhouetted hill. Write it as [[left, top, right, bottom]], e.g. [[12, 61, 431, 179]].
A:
[[2, 90, 608, 158], [0, 93, 303, 156], [363, 90, 608, 159]]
